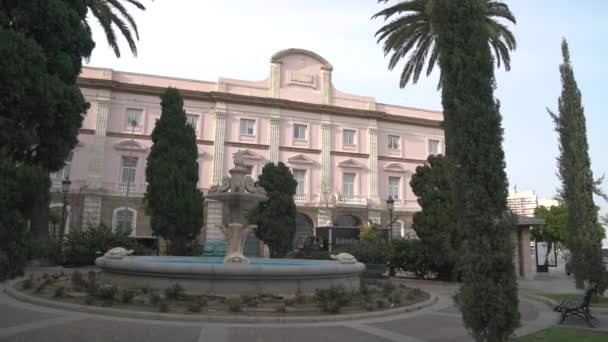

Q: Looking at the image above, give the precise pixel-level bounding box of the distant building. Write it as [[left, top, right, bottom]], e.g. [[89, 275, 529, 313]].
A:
[[507, 186, 560, 217]]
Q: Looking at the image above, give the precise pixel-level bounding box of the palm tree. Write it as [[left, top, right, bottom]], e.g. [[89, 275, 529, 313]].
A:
[[85, 0, 147, 57], [373, 0, 516, 88]]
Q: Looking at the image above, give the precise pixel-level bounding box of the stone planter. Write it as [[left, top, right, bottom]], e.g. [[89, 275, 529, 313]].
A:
[[362, 263, 387, 278]]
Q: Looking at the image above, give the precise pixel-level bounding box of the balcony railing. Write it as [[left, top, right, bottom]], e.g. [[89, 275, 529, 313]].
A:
[[101, 182, 148, 194], [294, 193, 308, 202], [336, 194, 368, 206]]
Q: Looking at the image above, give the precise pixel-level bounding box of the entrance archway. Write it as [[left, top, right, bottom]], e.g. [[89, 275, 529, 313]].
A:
[[294, 213, 314, 249], [334, 214, 361, 228]]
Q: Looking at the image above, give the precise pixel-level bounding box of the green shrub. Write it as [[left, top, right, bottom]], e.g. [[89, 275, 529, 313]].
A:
[[315, 286, 352, 314], [365, 303, 375, 311], [71, 271, 86, 290], [62, 224, 148, 266], [198, 296, 208, 307], [360, 282, 369, 296], [376, 299, 386, 309], [188, 303, 202, 313], [227, 298, 242, 312], [53, 286, 65, 298], [164, 283, 183, 300], [35, 279, 51, 293], [338, 241, 388, 264], [294, 291, 306, 305], [22, 276, 34, 290], [96, 284, 117, 301], [158, 301, 169, 312], [84, 296, 95, 305], [390, 291, 402, 304], [389, 239, 435, 278], [149, 292, 161, 306], [275, 303, 287, 313], [382, 280, 395, 295], [120, 289, 136, 303]]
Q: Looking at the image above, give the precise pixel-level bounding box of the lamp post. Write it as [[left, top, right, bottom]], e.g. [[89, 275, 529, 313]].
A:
[[386, 196, 395, 277], [386, 196, 395, 242], [58, 177, 71, 242]]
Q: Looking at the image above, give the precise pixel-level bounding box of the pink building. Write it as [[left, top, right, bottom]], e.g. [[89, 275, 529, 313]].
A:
[[50, 48, 444, 250]]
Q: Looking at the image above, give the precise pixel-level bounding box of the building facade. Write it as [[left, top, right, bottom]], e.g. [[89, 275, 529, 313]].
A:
[[507, 186, 560, 217], [50, 49, 444, 249]]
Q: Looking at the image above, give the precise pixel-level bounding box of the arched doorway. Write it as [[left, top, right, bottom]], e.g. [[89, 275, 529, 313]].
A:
[[335, 214, 361, 228], [294, 213, 314, 249]]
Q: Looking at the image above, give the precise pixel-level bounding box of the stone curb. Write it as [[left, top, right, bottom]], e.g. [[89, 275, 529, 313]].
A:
[[5, 279, 438, 324]]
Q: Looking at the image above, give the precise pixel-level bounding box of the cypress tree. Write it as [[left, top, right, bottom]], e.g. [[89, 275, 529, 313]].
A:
[[248, 162, 297, 258], [145, 88, 204, 255], [433, 1, 519, 340], [410, 154, 461, 281], [548, 39, 604, 288]]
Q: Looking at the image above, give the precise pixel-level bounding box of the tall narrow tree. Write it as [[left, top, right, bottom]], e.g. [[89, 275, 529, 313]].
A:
[[548, 39, 604, 288], [375, 1, 519, 340], [433, 2, 520, 340], [145, 88, 204, 255]]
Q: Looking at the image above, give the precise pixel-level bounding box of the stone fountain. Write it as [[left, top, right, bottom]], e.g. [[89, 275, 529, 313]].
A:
[[95, 153, 364, 296], [205, 152, 267, 264]]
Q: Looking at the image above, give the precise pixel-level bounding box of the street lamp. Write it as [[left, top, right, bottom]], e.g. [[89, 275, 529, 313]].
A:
[[386, 196, 395, 242], [58, 177, 71, 242]]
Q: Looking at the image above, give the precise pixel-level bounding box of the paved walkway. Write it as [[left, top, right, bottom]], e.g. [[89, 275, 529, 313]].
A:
[[0, 271, 561, 342]]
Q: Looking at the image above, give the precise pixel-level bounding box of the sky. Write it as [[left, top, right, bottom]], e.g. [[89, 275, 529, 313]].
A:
[[85, 0, 608, 244]]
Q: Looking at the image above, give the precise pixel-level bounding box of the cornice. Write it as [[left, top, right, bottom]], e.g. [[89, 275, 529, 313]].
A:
[[279, 146, 321, 154], [331, 151, 369, 159], [79, 128, 95, 135], [378, 155, 426, 164], [78, 77, 442, 128], [225, 141, 270, 150]]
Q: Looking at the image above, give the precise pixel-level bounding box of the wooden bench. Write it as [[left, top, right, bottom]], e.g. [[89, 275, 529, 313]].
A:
[[554, 288, 596, 327]]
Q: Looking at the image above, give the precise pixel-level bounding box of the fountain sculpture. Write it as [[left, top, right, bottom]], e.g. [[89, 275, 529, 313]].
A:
[[206, 151, 267, 264]]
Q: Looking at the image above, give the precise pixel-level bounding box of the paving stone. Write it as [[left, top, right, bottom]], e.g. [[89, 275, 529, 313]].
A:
[[373, 314, 472, 342], [228, 326, 391, 342], [0, 303, 56, 329]]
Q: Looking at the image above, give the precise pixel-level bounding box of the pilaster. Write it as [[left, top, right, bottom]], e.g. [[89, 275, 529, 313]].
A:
[[205, 201, 225, 242], [368, 120, 380, 205], [211, 103, 227, 185], [269, 62, 281, 98], [320, 122, 332, 194], [87, 97, 110, 189], [82, 195, 102, 228], [269, 108, 280, 163], [321, 69, 332, 105]]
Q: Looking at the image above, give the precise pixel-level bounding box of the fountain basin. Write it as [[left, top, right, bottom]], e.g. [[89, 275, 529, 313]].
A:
[[95, 256, 364, 296]]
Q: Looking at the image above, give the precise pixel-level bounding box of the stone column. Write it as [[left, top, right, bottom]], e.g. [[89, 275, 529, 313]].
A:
[[211, 104, 227, 185], [207, 103, 228, 242], [269, 62, 281, 99], [368, 123, 380, 206], [83, 97, 110, 228], [269, 112, 280, 164]]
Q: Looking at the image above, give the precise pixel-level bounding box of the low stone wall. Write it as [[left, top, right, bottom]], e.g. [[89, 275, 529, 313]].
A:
[[96, 256, 365, 296]]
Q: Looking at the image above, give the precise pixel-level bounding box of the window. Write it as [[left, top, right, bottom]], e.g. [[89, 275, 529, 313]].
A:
[[120, 156, 138, 184], [388, 135, 400, 150], [293, 169, 306, 194], [343, 129, 355, 145], [125, 108, 143, 128], [240, 119, 256, 135], [52, 151, 73, 181], [428, 139, 440, 155], [186, 114, 198, 128], [245, 164, 253, 175], [388, 176, 400, 199], [293, 124, 307, 140], [113, 207, 136, 235], [342, 173, 355, 197]]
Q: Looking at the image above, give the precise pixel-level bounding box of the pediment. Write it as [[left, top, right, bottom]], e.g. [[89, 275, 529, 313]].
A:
[[338, 159, 365, 169], [287, 154, 314, 165], [233, 149, 263, 161], [114, 140, 147, 153], [384, 163, 405, 172]]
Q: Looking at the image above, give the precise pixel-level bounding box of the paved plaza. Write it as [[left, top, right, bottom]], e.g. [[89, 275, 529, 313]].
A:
[[0, 271, 564, 342]]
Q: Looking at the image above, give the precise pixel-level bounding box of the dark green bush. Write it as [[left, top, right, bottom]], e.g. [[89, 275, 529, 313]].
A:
[[96, 284, 117, 301], [158, 301, 169, 312], [62, 224, 150, 266], [53, 286, 65, 298], [227, 298, 242, 312], [382, 280, 395, 295], [389, 239, 436, 278], [70, 270, 86, 290], [164, 283, 183, 300], [188, 303, 201, 313], [314, 286, 352, 314], [120, 289, 136, 303], [22, 276, 34, 290], [149, 292, 161, 305], [337, 241, 388, 264]]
